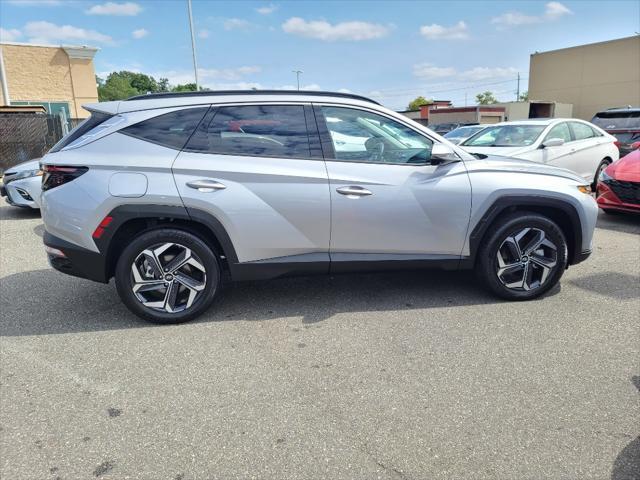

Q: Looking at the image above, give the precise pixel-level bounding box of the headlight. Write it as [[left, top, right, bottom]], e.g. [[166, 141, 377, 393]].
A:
[[11, 169, 43, 181], [599, 170, 612, 182]]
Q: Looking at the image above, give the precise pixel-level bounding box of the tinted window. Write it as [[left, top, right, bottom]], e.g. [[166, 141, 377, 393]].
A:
[[545, 123, 572, 143], [121, 107, 209, 150], [321, 106, 433, 164], [186, 105, 311, 158], [570, 122, 596, 140], [49, 112, 112, 153], [591, 110, 640, 130]]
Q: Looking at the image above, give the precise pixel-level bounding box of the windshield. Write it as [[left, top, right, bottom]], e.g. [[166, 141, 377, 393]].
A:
[[591, 110, 640, 130], [444, 126, 484, 138], [463, 124, 546, 147]]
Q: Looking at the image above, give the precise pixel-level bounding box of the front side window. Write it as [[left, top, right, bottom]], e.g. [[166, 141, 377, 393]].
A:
[[121, 107, 209, 150], [321, 106, 433, 164], [544, 123, 572, 143], [185, 105, 311, 158], [463, 125, 546, 147], [570, 122, 596, 141]]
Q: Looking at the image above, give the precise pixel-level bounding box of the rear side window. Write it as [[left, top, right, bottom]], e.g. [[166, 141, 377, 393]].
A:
[[121, 107, 209, 150], [185, 105, 311, 158], [49, 112, 112, 153], [570, 122, 597, 140]]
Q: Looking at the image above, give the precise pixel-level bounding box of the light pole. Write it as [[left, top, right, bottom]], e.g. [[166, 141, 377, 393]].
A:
[[187, 0, 199, 90], [292, 70, 303, 91]]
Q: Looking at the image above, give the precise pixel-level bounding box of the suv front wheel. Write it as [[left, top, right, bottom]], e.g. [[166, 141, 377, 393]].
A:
[[115, 228, 221, 323], [476, 212, 568, 300]]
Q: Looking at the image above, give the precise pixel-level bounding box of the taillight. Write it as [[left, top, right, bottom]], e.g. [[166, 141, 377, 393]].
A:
[[42, 165, 88, 191]]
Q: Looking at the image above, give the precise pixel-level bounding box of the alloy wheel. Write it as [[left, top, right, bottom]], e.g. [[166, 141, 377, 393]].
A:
[[131, 242, 207, 313], [496, 227, 558, 291]]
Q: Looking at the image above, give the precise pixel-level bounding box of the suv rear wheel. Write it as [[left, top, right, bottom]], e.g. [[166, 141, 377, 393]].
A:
[[115, 228, 221, 323], [476, 212, 568, 300]]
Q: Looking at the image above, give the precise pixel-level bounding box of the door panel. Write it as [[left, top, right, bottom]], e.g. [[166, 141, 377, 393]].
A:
[[315, 105, 472, 258], [326, 161, 472, 256], [173, 153, 330, 263]]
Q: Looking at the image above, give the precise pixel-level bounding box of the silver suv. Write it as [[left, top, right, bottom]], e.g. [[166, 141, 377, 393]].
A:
[[40, 91, 598, 323]]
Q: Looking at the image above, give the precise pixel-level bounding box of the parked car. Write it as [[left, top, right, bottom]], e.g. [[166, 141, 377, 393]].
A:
[[40, 90, 597, 324], [596, 149, 640, 214], [444, 125, 487, 145], [591, 107, 640, 157], [431, 122, 478, 135], [460, 119, 619, 187], [0, 158, 42, 209]]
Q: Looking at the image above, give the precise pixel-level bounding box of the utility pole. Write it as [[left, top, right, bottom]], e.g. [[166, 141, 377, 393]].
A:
[[292, 70, 302, 91], [516, 72, 520, 101], [464, 91, 467, 107], [187, 0, 199, 90]]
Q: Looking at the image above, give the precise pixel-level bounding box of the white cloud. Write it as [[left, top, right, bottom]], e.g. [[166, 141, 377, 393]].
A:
[[419, 21, 468, 40], [337, 88, 353, 93], [256, 3, 277, 15], [23, 21, 113, 44], [413, 63, 457, 79], [282, 17, 390, 41], [413, 63, 519, 82], [492, 1, 572, 27], [86, 2, 142, 16], [279, 83, 322, 91], [458, 66, 519, 81], [132, 28, 148, 39], [0, 27, 22, 42], [198, 29, 210, 39], [224, 18, 252, 31], [545, 1, 572, 19]]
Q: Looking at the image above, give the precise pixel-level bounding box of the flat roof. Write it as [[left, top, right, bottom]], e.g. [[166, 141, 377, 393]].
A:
[[531, 35, 639, 56], [0, 41, 99, 51]]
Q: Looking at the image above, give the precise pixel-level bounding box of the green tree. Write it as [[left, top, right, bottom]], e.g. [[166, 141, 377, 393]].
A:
[[158, 77, 170, 92], [476, 91, 498, 105], [171, 83, 198, 92], [98, 74, 139, 101], [407, 96, 433, 110], [518, 90, 529, 102]]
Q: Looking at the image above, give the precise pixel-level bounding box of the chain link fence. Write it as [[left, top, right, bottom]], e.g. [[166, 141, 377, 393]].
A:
[[0, 113, 77, 173]]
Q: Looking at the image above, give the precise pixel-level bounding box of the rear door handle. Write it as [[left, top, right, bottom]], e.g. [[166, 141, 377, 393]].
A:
[[336, 186, 373, 197], [186, 179, 227, 192]]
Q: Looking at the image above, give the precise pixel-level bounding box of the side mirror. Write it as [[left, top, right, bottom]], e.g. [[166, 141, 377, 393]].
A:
[[430, 143, 459, 165], [542, 138, 565, 148]]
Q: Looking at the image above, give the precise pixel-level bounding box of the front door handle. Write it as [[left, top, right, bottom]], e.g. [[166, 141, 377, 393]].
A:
[[186, 179, 227, 193], [336, 186, 373, 197]]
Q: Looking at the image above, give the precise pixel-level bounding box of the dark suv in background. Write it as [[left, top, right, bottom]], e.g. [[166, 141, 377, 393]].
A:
[[591, 107, 640, 157]]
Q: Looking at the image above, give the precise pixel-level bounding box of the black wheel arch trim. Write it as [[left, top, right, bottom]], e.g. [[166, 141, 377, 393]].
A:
[[94, 204, 240, 280], [466, 195, 585, 267]]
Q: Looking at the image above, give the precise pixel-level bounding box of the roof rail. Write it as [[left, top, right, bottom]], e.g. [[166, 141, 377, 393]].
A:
[[125, 89, 380, 105]]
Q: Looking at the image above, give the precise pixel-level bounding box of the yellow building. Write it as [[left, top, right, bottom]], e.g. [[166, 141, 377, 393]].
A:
[[528, 36, 640, 120], [0, 42, 99, 121]]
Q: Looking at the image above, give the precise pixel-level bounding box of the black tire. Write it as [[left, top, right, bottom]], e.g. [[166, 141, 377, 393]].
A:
[[475, 212, 568, 300], [115, 228, 221, 324], [593, 159, 611, 190]]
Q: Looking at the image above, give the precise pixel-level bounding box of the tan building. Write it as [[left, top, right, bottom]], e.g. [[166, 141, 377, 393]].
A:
[[0, 42, 99, 121], [529, 35, 640, 120]]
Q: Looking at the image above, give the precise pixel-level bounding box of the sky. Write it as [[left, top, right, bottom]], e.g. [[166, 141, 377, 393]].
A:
[[1, 0, 639, 110]]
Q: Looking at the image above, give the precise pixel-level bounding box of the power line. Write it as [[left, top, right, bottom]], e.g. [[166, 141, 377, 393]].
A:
[[372, 77, 528, 99]]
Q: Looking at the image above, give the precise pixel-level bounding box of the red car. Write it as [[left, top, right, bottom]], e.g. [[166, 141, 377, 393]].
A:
[[596, 149, 640, 214]]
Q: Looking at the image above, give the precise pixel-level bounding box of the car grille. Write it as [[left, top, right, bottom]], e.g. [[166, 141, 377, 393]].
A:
[[606, 179, 640, 205]]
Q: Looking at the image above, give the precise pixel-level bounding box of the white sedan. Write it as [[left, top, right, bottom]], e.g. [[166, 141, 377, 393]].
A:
[[460, 119, 619, 186]]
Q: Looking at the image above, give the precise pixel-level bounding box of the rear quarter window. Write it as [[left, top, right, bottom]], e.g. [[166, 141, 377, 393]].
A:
[[120, 107, 209, 150]]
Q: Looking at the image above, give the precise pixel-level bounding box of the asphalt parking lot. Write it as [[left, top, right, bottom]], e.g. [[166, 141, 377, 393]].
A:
[[0, 202, 638, 480]]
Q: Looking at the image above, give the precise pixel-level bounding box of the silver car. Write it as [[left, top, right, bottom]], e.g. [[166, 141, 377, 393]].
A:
[[1, 158, 42, 209], [40, 90, 598, 323]]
